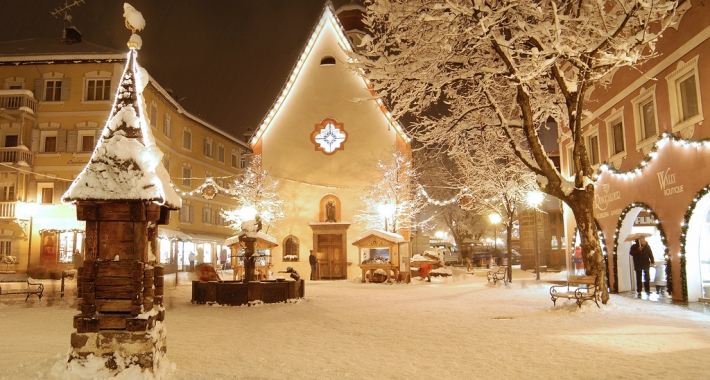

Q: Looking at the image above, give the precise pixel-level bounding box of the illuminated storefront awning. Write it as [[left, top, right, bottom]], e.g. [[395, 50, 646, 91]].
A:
[[157, 228, 190, 241], [180, 230, 231, 244], [34, 217, 85, 233]]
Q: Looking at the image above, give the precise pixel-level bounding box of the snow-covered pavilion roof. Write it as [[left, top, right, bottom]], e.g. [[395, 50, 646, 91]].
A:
[[352, 229, 405, 245], [62, 48, 181, 209], [225, 232, 278, 247]]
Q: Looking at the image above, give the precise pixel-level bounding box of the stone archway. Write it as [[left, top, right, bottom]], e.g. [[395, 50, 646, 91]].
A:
[[611, 203, 669, 294], [681, 184, 710, 302]]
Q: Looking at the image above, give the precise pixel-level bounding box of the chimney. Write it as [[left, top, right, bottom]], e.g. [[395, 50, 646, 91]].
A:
[[63, 26, 82, 45]]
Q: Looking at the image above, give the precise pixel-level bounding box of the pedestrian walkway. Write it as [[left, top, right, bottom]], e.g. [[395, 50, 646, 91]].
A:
[[617, 290, 710, 315]]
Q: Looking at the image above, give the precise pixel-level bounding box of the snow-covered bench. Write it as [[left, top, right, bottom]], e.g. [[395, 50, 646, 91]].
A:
[[486, 266, 507, 285], [549, 275, 599, 308], [0, 277, 44, 302]]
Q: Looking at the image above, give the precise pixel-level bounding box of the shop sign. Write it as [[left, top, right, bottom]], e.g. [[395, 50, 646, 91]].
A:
[[67, 159, 88, 165], [595, 183, 621, 212], [657, 167, 684, 196]]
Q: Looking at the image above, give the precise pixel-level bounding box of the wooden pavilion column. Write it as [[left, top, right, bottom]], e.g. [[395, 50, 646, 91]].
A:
[[70, 201, 171, 370]]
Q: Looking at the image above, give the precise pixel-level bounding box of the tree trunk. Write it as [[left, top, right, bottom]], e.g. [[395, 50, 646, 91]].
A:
[[564, 185, 609, 304], [505, 222, 513, 283]]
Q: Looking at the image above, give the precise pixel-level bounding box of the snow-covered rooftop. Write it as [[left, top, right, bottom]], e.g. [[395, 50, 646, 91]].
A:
[[0, 39, 124, 63], [353, 229, 405, 245]]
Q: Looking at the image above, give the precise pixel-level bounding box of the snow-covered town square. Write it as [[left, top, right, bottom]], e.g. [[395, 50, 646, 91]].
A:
[[1, 0, 710, 378], [1, 269, 709, 380]]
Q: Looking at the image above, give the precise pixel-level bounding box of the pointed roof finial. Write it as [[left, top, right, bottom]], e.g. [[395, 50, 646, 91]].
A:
[[123, 3, 145, 49]]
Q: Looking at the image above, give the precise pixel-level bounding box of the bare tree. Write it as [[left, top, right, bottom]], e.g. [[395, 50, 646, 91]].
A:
[[354, 0, 678, 302], [454, 132, 537, 282], [222, 155, 284, 231], [355, 150, 430, 233], [415, 149, 484, 261]]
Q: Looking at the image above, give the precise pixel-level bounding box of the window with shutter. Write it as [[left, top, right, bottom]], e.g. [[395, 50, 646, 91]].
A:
[[85, 79, 111, 101], [163, 114, 172, 138], [665, 55, 704, 133], [150, 102, 158, 128], [45, 80, 62, 101], [182, 164, 191, 187], [183, 129, 192, 150]]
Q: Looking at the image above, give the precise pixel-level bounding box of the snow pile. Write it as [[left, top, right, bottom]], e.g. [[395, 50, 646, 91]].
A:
[[123, 3, 146, 31]]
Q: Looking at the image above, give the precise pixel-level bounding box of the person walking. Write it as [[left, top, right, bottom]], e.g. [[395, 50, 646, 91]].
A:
[[573, 246, 584, 275], [309, 250, 317, 280], [630, 237, 654, 295], [188, 251, 197, 271]]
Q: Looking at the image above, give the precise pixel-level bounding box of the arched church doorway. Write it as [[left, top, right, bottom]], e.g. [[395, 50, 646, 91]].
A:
[[614, 205, 667, 294], [682, 186, 710, 302]]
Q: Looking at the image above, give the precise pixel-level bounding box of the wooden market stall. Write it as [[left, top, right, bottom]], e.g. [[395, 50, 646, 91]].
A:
[[353, 230, 406, 283]]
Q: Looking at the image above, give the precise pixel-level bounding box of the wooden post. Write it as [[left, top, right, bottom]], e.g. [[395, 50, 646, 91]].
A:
[[69, 202, 171, 371], [241, 237, 257, 283]]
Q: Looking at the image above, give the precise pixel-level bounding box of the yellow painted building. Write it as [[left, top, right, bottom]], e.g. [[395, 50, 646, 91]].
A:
[[0, 38, 249, 277]]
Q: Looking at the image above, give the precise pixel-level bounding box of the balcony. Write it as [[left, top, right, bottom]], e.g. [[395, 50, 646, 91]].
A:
[[0, 90, 37, 114], [0, 202, 15, 219], [0, 147, 33, 166]]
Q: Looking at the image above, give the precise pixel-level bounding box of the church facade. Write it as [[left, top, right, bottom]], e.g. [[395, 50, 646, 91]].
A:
[[250, 3, 411, 280]]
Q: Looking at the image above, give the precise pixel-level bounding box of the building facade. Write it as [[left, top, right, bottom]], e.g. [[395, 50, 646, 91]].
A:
[[0, 38, 249, 277], [558, 1, 710, 301], [250, 4, 411, 280]]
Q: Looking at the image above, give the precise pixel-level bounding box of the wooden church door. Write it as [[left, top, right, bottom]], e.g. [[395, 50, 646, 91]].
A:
[[316, 234, 344, 279]]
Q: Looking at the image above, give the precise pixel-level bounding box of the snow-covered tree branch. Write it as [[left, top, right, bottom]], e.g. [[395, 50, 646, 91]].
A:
[[222, 155, 284, 231], [353, 0, 678, 302], [355, 149, 430, 233]]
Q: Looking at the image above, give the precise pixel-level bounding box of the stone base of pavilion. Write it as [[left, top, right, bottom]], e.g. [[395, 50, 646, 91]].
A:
[[67, 318, 167, 375]]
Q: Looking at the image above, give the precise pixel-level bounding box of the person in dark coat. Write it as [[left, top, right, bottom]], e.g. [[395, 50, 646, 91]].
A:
[[630, 237, 655, 295], [309, 250, 317, 280]]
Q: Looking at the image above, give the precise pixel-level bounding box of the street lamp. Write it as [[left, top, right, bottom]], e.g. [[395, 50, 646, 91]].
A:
[[377, 203, 395, 232], [16, 201, 39, 274], [526, 191, 545, 281], [488, 213, 502, 266]]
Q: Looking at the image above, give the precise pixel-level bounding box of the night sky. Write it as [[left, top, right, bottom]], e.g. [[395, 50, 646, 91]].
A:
[[0, 0, 359, 140]]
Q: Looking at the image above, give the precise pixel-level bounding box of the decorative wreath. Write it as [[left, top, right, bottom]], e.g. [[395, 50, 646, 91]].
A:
[[200, 184, 217, 200]]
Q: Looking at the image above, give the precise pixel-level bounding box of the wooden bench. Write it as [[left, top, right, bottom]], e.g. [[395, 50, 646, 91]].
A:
[[550, 275, 599, 308], [487, 266, 507, 285], [0, 278, 44, 302]]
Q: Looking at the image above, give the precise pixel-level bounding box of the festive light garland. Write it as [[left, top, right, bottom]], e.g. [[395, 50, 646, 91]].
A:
[[597, 132, 710, 180], [170, 177, 233, 199], [417, 185, 463, 206], [611, 203, 672, 295], [677, 184, 710, 301]]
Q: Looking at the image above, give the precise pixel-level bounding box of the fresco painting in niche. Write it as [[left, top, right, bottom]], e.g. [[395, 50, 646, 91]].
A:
[[40, 231, 57, 266]]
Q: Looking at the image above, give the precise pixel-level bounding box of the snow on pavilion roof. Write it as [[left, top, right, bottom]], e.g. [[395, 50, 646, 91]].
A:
[[63, 48, 181, 209], [352, 229, 405, 245], [248, 1, 410, 148], [225, 232, 278, 247]]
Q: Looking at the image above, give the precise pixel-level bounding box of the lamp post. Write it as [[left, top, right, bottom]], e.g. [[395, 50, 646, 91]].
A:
[[488, 213, 502, 266], [377, 203, 395, 232], [527, 191, 545, 281], [17, 202, 39, 274]]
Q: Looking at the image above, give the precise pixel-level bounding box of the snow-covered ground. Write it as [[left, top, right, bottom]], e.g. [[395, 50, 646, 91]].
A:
[[1, 267, 709, 379]]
